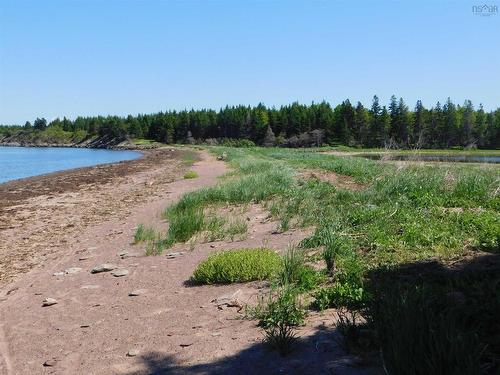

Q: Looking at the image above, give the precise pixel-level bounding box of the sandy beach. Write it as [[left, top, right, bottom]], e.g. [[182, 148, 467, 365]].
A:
[[0, 147, 373, 375]]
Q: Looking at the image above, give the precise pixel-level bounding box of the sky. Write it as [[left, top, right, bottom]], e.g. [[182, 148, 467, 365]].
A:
[[1, 0, 499, 124]]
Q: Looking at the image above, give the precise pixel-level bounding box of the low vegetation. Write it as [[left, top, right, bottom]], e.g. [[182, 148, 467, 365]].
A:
[[183, 170, 198, 179], [133, 224, 156, 244], [138, 145, 498, 368], [192, 248, 282, 284]]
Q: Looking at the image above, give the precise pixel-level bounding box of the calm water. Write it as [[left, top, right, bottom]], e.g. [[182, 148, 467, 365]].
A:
[[0, 147, 141, 184], [356, 153, 500, 164]]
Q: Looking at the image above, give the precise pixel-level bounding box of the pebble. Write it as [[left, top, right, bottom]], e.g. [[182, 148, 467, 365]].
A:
[[120, 252, 140, 259], [128, 289, 147, 296], [127, 349, 140, 357], [53, 272, 65, 277], [79, 255, 93, 261], [91, 264, 116, 273], [43, 358, 58, 367], [111, 269, 129, 277], [42, 298, 58, 307], [166, 252, 184, 259], [180, 342, 193, 347]]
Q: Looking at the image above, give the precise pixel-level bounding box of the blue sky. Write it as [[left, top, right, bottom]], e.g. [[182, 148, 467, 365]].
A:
[[1, 0, 499, 124]]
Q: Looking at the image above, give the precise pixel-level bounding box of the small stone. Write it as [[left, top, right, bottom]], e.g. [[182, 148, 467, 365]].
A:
[[53, 272, 65, 277], [65, 267, 82, 274], [127, 349, 139, 357], [42, 298, 58, 307], [180, 342, 193, 347], [80, 284, 100, 290], [80, 324, 91, 328], [210, 244, 216, 248], [128, 289, 146, 296], [210, 332, 222, 337], [111, 269, 129, 277], [120, 252, 140, 259], [43, 358, 58, 367], [91, 264, 116, 274], [79, 255, 93, 261], [212, 289, 243, 310], [166, 252, 184, 259]]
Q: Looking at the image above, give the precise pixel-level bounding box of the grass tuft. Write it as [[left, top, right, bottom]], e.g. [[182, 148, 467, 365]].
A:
[[192, 248, 282, 284], [184, 170, 198, 179]]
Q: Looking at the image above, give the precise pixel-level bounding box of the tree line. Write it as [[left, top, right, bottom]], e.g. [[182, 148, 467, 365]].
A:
[[2, 96, 499, 149]]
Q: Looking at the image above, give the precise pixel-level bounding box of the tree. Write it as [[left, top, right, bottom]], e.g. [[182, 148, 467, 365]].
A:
[[460, 100, 475, 147], [262, 126, 276, 147], [442, 98, 458, 147], [354, 102, 369, 146], [413, 100, 426, 147], [369, 95, 384, 147], [33, 117, 47, 131], [310, 129, 325, 147], [24, 121, 32, 129]]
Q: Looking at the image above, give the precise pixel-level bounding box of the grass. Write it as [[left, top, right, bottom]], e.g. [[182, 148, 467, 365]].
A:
[[143, 145, 499, 365], [181, 151, 198, 166], [192, 248, 282, 284], [134, 224, 157, 244], [184, 170, 198, 179]]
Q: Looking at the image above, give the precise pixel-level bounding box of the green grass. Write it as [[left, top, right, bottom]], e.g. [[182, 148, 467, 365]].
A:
[[192, 248, 282, 284], [184, 170, 198, 179], [134, 224, 157, 244], [145, 145, 499, 364], [181, 151, 198, 166]]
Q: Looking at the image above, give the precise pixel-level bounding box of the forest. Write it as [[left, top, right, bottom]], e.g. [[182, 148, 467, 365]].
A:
[[1, 96, 499, 149]]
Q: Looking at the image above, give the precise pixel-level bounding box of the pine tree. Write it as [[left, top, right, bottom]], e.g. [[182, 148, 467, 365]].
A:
[[413, 100, 426, 147]]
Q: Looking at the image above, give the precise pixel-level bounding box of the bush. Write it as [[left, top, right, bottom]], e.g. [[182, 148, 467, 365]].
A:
[[192, 248, 282, 284], [249, 287, 306, 355]]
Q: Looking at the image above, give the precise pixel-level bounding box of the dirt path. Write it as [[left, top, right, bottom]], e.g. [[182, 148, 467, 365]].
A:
[[0, 150, 372, 375]]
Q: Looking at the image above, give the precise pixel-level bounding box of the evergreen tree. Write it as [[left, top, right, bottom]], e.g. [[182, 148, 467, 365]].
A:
[[33, 117, 47, 131]]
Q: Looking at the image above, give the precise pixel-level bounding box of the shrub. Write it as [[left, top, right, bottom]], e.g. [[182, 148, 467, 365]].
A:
[[250, 287, 306, 355], [184, 171, 198, 179], [192, 248, 282, 284]]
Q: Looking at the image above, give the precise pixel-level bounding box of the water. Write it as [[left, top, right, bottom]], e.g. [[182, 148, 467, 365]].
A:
[[356, 153, 500, 164], [0, 146, 142, 184]]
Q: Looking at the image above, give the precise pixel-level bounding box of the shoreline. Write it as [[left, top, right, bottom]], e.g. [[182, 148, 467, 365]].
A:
[[0, 137, 154, 150], [0, 147, 190, 286], [0, 147, 145, 187]]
